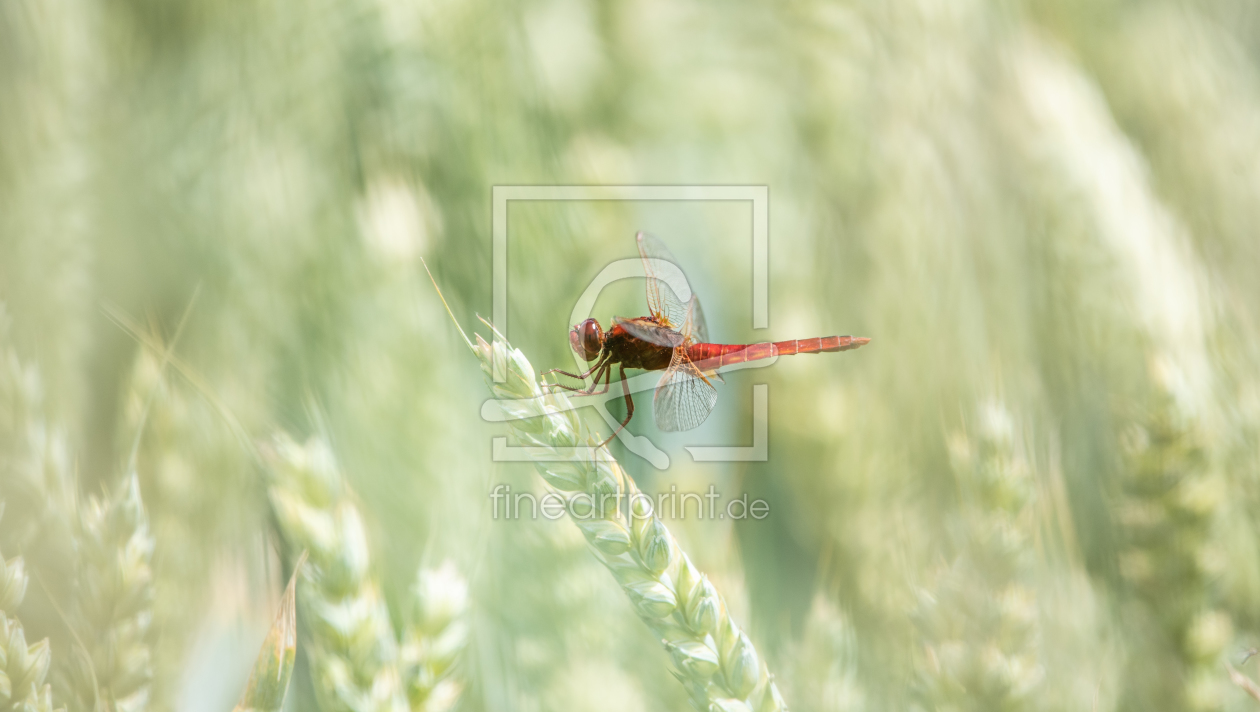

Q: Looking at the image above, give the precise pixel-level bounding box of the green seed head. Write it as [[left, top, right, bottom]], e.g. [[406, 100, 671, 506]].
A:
[[686, 576, 722, 636], [581, 519, 633, 556], [722, 631, 761, 699], [710, 698, 754, 712], [639, 518, 674, 575], [667, 640, 721, 679], [0, 555, 28, 612], [625, 580, 677, 619]]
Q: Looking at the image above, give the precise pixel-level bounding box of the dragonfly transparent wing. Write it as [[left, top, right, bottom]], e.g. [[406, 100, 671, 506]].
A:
[[682, 294, 711, 344], [637, 232, 690, 329], [681, 295, 723, 383], [613, 316, 685, 348], [653, 347, 718, 432]]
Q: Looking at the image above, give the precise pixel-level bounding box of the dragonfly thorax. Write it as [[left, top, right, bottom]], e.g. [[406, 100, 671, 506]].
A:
[[569, 318, 604, 361]]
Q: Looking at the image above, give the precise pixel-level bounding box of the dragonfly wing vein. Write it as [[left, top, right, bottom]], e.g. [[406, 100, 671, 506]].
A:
[[653, 348, 718, 432], [637, 232, 690, 328]]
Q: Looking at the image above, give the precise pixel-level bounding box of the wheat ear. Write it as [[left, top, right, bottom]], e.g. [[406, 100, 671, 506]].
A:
[[262, 434, 408, 712], [0, 313, 76, 565], [912, 403, 1043, 710], [468, 324, 785, 712], [57, 472, 155, 712], [0, 524, 66, 712], [1114, 391, 1227, 709], [399, 562, 468, 712]]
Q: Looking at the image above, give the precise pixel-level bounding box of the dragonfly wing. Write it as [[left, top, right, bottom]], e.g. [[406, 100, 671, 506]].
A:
[[680, 294, 710, 345], [679, 294, 723, 382], [637, 232, 690, 328], [681, 294, 711, 344], [653, 348, 718, 432], [613, 316, 685, 348]]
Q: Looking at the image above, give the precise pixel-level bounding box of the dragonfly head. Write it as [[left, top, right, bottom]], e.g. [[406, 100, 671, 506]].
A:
[[570, 318, 604, 361]]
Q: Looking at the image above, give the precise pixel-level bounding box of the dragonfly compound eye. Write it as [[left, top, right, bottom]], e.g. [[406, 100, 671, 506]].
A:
[[570, 319, 603, 361]]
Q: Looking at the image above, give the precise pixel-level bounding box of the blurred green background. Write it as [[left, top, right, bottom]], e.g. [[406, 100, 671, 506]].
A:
[[3, 0, 1260, 710]]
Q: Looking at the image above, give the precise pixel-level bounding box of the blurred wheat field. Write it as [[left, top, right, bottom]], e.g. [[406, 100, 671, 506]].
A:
[[3, 0, 1260, 710]]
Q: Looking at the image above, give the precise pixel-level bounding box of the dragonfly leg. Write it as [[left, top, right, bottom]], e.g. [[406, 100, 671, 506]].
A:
[[542, 364, 600, 381], [598, 366, 634, 447], [552, 362, 612, 397], [542, 356, 605, 391], [579, 362, 613, 397]]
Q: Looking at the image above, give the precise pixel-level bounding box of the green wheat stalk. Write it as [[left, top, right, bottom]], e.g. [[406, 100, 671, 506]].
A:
[[443, 297, 784, 711], [911, 403, 1043, 712], [779, 595, 865, 712], [262, 433, 408, 712], [0, 309, 75, 564], [58, 473, 156, 712], [1114, 388, 1228, 710], [0, 519, 66, 712], [1, 308, 142, 712], [399, 562, 468, 712]]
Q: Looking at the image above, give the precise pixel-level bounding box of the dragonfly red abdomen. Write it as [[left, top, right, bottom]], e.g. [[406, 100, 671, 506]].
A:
[[774, 335, 870, 355], [688, 335, 870, 370]]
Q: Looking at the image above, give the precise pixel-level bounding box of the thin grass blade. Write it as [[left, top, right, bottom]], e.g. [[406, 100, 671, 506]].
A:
[[233, 553, 305, 712]]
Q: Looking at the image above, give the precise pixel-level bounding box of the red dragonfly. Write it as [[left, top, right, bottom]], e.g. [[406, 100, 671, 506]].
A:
[[545, 232, 870, 445]]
